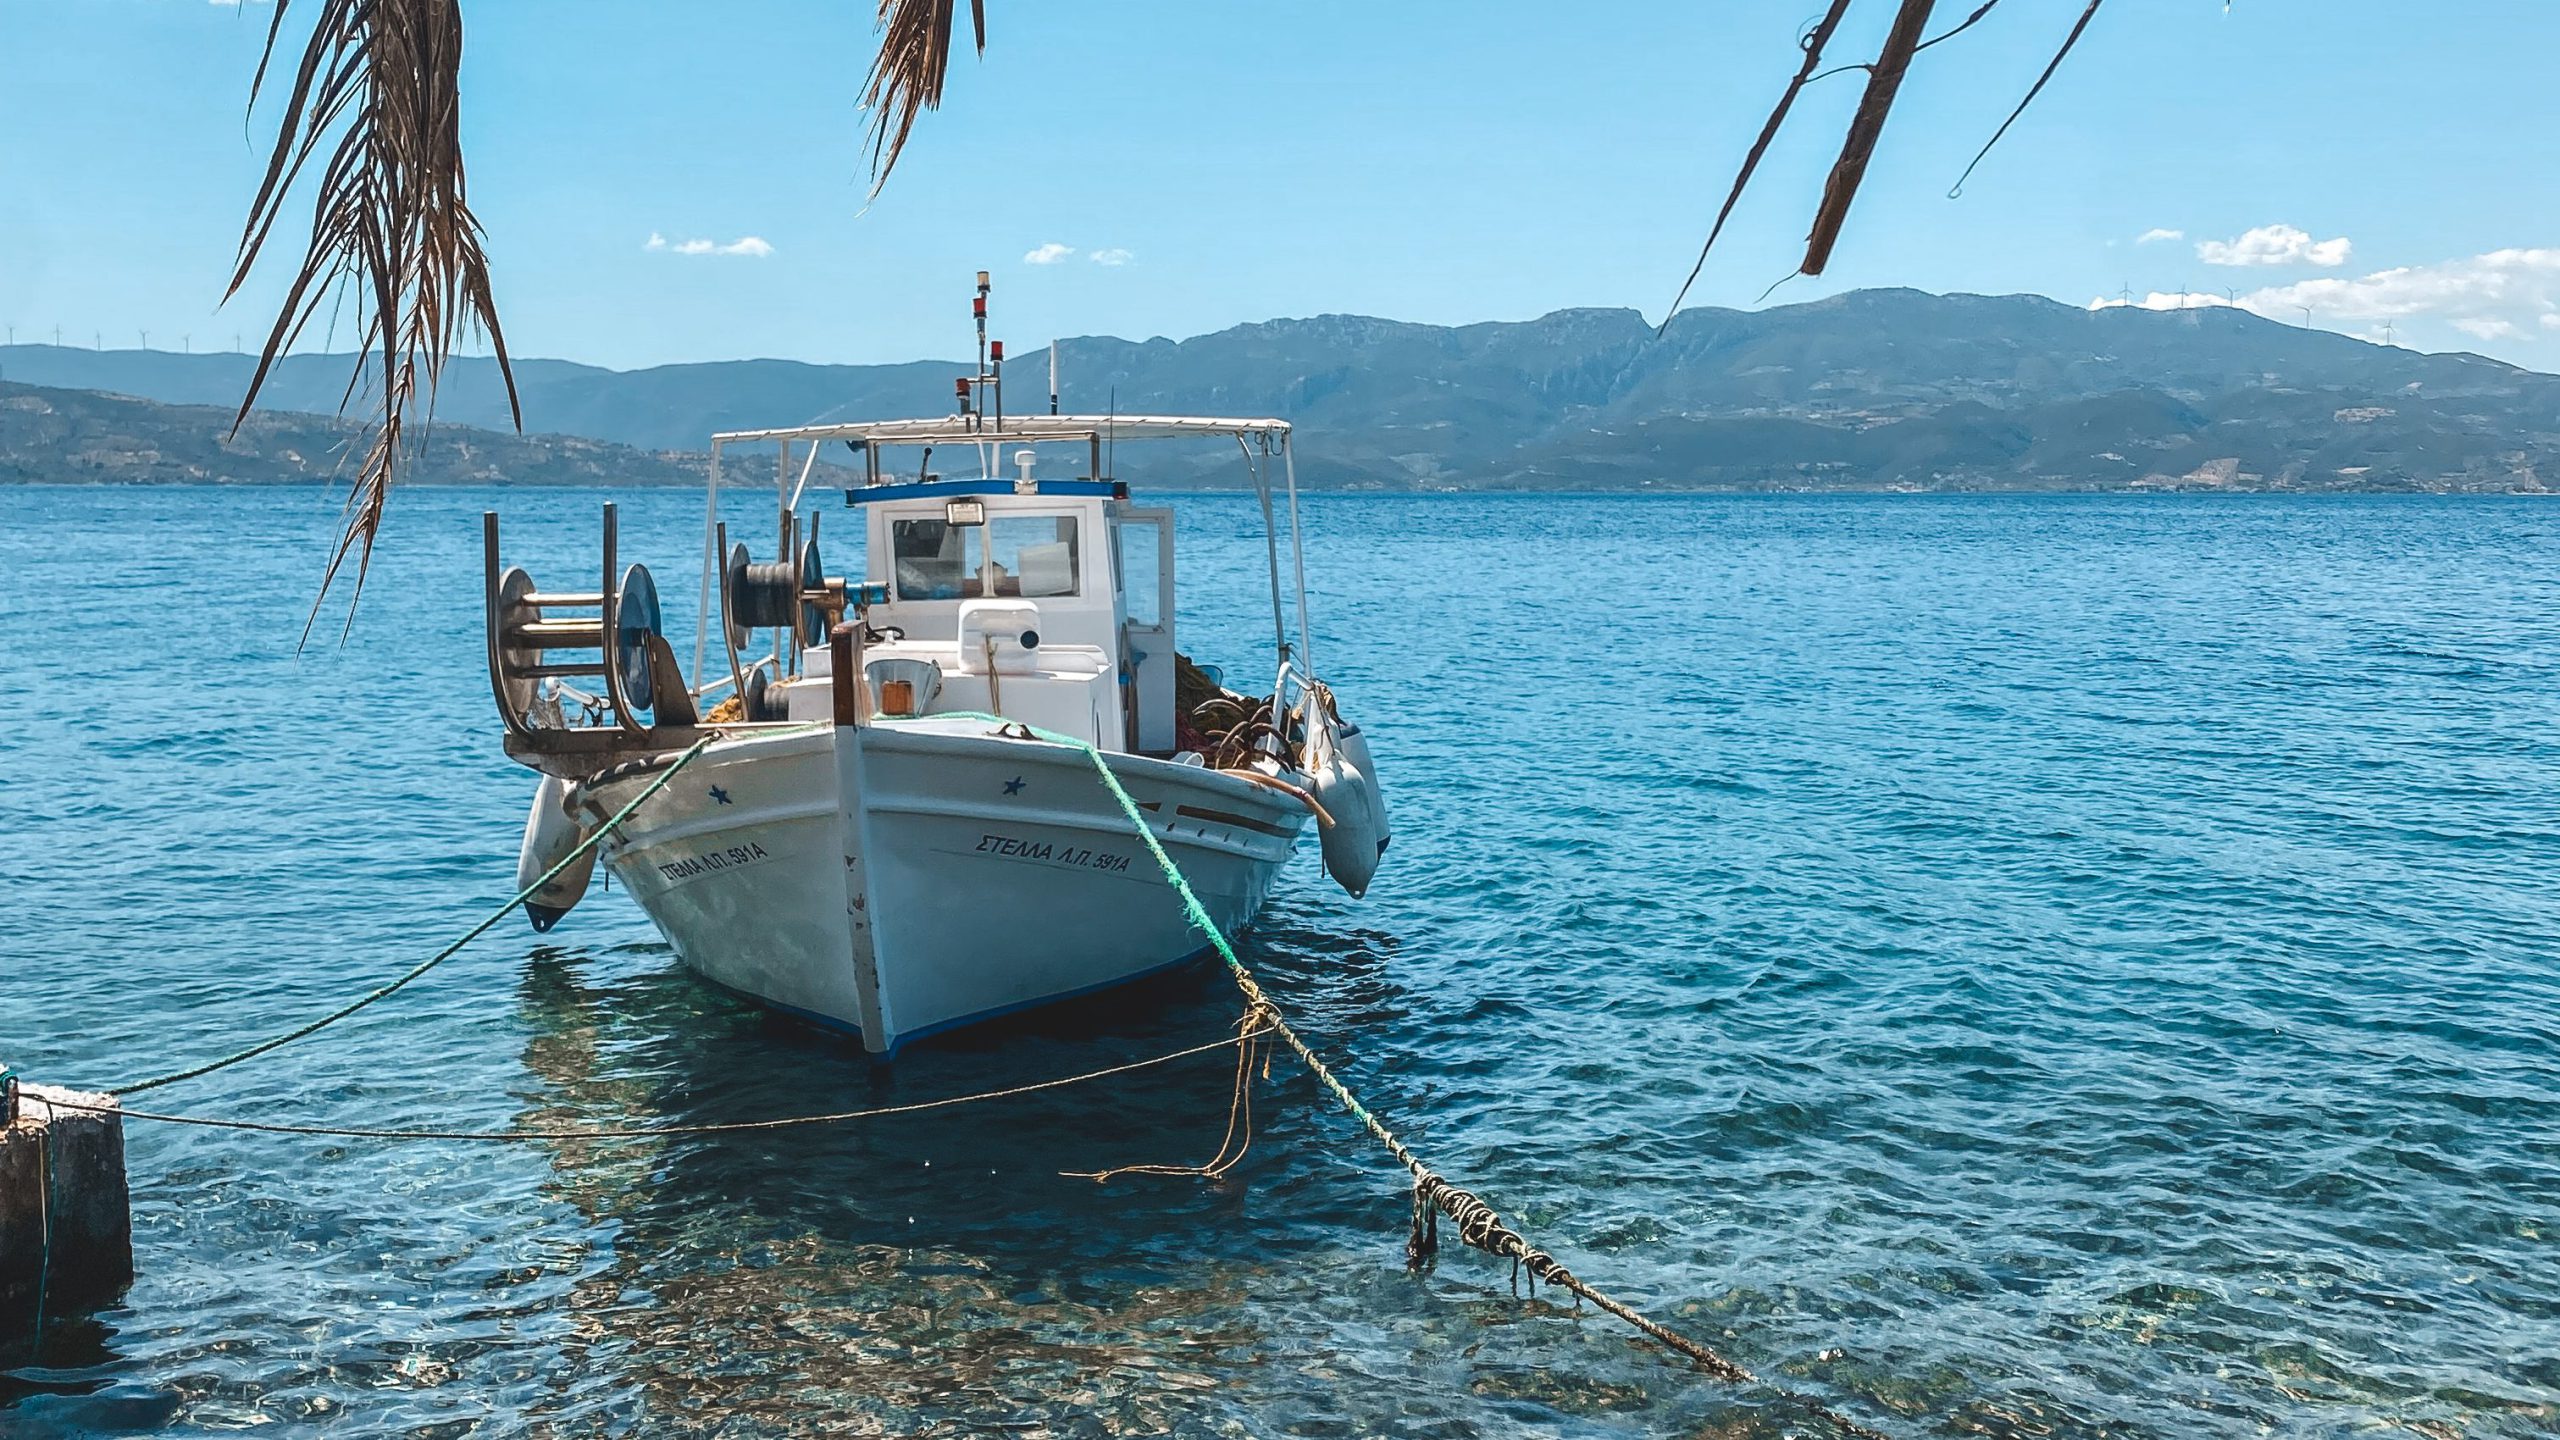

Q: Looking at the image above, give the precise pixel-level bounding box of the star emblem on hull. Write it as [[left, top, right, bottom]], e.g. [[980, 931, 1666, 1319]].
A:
[[1002, 776, 1026, 795], [708, 786, 733, 805]]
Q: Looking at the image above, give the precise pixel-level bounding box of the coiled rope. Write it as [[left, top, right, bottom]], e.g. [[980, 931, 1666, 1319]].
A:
[[109, 736, 717, 1097], [1065, 1002, 1278, 1183]]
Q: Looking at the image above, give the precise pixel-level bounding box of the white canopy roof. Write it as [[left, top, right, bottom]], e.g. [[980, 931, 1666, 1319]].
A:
[[712, 413, 1291, 448]]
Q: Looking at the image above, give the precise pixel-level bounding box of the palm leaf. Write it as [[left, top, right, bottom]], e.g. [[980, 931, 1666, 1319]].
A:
[[1802, 0, 1940, 276], [1661, 0, 1858, 328], [859, 0, 987, 191], [229, 0, 517, 639], [1663, 0, 2113, 317]]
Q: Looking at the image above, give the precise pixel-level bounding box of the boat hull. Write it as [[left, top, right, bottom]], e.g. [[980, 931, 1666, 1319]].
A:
[[578, 721, 1304, 1053]]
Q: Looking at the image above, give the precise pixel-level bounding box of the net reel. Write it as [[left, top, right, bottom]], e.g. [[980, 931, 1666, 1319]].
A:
[[717, 517, 850, 720], [484, 503, 696, 757], [723, 534, 832, 653]]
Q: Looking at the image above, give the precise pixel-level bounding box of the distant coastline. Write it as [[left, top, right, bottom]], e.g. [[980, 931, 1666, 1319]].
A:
[[8, 287, 2559, 494]]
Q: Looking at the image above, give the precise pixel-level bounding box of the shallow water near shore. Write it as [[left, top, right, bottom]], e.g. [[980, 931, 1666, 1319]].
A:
[[3, 484, 2557, 1437]]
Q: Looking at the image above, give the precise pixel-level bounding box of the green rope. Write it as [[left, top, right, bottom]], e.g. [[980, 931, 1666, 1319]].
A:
[[110, 736, 716, 1097], [927, 713, 1885, 1437]]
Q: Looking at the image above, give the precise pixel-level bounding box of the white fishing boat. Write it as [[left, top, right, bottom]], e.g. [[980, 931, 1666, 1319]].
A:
[[482, 274, 1387, 1056]]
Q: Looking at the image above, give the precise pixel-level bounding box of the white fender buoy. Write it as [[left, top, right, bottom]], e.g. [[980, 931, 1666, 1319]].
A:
[[1305, 697, 1389, 899], [518, 774, 598, 933], [1332, 714, 1390, 858]]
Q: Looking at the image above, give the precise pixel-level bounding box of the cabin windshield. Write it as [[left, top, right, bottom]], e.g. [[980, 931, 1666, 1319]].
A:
[[891, 513, 1081, 601]]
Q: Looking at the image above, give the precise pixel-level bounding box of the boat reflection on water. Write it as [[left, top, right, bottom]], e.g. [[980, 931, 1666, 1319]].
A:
[[500, 911, 1407, 1431]]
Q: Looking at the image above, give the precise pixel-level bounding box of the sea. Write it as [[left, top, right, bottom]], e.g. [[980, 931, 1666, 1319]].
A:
[[3, 484, 2556, 1438]]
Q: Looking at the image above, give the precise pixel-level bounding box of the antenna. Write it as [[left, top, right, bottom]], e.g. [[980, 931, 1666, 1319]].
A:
[[1106, 384, 1117, 481], [1049, 340, 1059, 416], [973, 270, 989, 427], [959, 269, 997, 432]]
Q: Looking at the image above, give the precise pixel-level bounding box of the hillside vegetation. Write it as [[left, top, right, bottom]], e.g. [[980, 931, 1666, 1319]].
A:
[[6, 289, 2555, 491]]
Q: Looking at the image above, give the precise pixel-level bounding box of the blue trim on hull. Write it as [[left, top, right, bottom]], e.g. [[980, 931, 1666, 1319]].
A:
[[689, 938, 1231, 1059]]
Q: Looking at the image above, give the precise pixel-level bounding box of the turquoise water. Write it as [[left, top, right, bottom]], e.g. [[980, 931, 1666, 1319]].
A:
[[3, 485, 2557, 1437]]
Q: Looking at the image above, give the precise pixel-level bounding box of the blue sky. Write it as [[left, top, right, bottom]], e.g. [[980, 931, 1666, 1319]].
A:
[[5, 1, 2559, 370]]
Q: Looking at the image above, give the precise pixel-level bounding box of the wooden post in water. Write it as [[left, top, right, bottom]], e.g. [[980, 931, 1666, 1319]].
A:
[[0, 1078, 134, 1335]]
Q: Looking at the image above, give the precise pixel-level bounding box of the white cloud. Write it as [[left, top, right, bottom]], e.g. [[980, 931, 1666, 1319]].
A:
[[2235, 248, 2560, 337], [1088, 248, 1134, 267], [1024, 243, 1076, 265], [2451, 317, 2521, 341], [648, 233, 772, 258], [2095, 247, 2560, 350], [2088, 290, 2234, 313], [2196, 223, 2352, 268], [2136, 228, 2184, 245]]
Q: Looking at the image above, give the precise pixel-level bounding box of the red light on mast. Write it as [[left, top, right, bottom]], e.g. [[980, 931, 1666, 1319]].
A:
[[972, 296, 987, 318], [989, 340, 1005, 362]]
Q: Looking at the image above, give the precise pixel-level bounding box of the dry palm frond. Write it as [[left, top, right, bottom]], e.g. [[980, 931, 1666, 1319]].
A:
[[1946, 0, 2106, 199], [229, 0, 517, 640], [1660, 0, 2117, 320], [1806, 2, 2001, 86], [859, 0, 986, 192], [1802, 0, 1939, 276], [1660, 0, 1858, 329]]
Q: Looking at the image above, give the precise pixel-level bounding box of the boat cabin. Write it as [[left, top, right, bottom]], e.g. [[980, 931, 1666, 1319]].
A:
[[772, 468, 1177, 754], [675, 409, 1299, 763], [483, 272, 1325, 793]]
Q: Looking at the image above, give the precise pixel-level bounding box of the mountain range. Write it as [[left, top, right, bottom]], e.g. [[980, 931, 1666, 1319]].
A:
[[6, 288, 2558, 491]]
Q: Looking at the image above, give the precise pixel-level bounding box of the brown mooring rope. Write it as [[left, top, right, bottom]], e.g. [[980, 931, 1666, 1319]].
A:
[[49, 1026, 1273, 1142], [1064, 1002, 1278, 1184]]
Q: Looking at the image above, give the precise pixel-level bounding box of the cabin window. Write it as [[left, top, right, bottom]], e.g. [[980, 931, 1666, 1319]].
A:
[[987, 516, 1080, 597], [891, 518, 977, 600], [1117, 519, 1163, 627], [891, 514, 1079, 600]]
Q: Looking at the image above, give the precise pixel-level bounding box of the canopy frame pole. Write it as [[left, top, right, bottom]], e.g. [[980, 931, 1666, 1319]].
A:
[[1244, 435, 1289, 670], [698, 438, 724, 685], [787, 438, 825, 514], [1283, 432, 1312, 678]]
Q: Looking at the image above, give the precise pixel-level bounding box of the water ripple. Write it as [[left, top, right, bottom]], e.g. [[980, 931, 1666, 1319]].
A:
[[4, 488, 2558, 1436]]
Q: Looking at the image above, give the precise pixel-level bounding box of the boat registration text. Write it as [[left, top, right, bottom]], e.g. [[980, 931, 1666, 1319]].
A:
[[975, 833, 1132, 873]]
